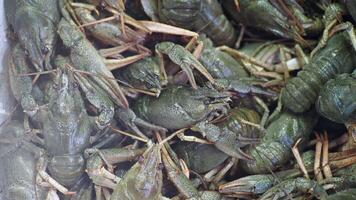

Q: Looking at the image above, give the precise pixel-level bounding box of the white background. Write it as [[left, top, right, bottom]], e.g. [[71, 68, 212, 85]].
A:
[[0, 0, 14, 125], [0, 0, 9, 198]]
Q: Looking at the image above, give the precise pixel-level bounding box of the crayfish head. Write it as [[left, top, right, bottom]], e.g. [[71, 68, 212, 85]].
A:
[[205, 94, 231, 120], [47, 56, 86, 124], [17, 13, 57, 71], [188, 87, 231, 121]]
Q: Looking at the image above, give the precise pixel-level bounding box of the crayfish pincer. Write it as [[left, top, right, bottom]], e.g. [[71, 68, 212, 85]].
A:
[[192, 121, 259, 160], [160, 138, 232, 200], [155, 41, 215, 89], [4, 0, 60, 71], [281, 30, 356, 113], [8, 44, 40, 116], [132, 85, 230, 130], [57, 18, 129, 110], [191, 107, 263, 160]]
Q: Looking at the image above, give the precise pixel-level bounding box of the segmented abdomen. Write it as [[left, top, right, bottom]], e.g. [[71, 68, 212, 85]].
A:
[[240, 111, 316, 174], [0, 121, 47, 200], [316, 73, 356, 124], [220, 107, 261, 139], [158, 0, 236, 46], [281, 32, 356, 113]]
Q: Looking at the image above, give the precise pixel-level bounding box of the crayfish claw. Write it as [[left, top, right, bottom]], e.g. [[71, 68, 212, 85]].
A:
[[219, 174, 275, 197], [134, 117, 168, 133], [214, 79, 276, 97], [115, 107, 166, 139]]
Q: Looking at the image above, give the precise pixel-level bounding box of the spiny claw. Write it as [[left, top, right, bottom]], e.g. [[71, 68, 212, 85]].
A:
[[193, 121, 254, 160], [214, 79, 277, 97], [219, 174, 275, 197], [70, 68, 115, 130], [115, 107, 167, 140], [8, 44, 41, 117], [155, 42, 215, 89], [57, 18, 129, 109], [86, 147, 145, 190], [160, 137, 201, 199]]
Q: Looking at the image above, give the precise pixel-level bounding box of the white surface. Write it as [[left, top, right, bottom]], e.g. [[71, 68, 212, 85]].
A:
[[0, 0, 13, 125]]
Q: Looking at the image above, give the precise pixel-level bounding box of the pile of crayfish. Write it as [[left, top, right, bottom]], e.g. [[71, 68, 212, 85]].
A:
[[1, 0, 356, 199]]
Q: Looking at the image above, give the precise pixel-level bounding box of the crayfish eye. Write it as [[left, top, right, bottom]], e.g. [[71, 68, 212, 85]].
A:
[[42, 46, 49, 54], [52, 83, 59, 91], [252, 186, 256, 192], [24, 49, 29, 56], [73, 82, 79, 89], [157, 163, 164, 170], [146, 82, 153, 88]]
